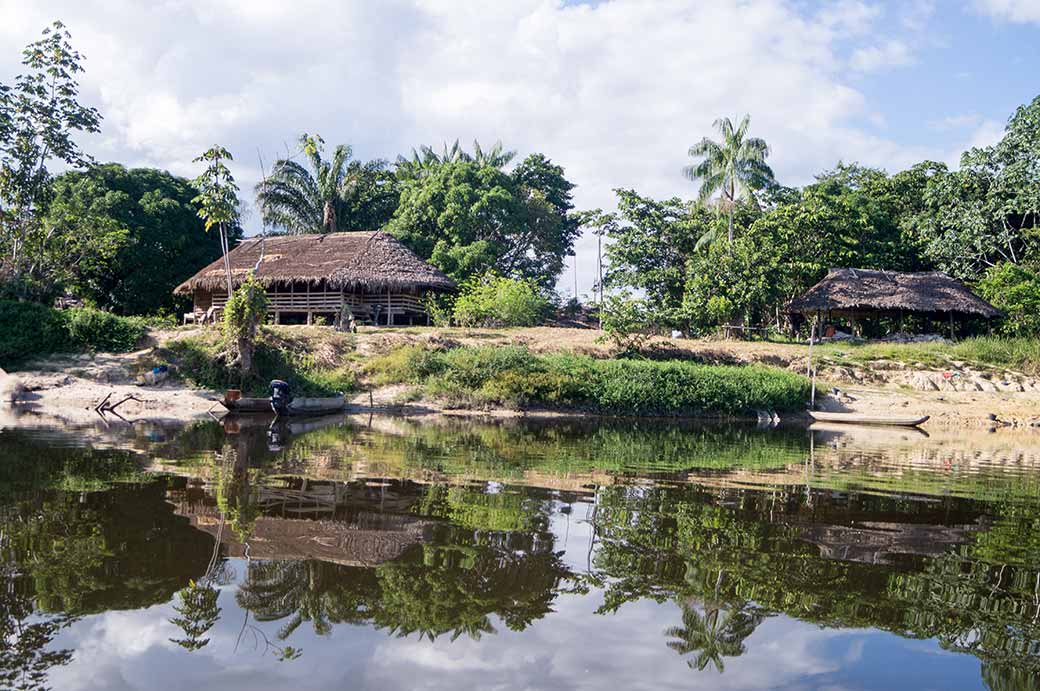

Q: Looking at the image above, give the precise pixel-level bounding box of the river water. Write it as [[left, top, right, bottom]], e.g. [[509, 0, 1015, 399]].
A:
[[2, 413, 1040, 690]]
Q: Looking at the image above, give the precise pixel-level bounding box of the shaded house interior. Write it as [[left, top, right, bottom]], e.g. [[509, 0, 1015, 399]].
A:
[[174, 231, 456, 326], [788, 268, 1002, 338]]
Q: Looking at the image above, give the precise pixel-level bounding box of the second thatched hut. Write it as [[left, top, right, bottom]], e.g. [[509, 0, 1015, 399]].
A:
[[788, 268, 1001, 337]]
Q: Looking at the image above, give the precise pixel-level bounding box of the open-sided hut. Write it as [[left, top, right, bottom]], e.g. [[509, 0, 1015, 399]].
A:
[[788, 268, 1001, 336], [174, 231, 456, 325]]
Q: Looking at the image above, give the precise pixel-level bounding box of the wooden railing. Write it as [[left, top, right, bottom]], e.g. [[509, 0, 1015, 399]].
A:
[[209, 290, 427, 321]]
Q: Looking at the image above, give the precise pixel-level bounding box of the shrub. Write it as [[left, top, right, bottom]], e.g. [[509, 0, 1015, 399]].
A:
[[0, 301, 70, 364], [371, 344, 810, 416], [452, 274, 550, 327], [978, 262, 1040, 337], [0, 301, 147, 366], [599, 292, 653, 354], [64, 308, 148, 352]]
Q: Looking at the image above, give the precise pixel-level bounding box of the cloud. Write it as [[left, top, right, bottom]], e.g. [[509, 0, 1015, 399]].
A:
[[850, 40, 914, 72], [973, 0, 1040, 23], [0, 0, 948, 295]]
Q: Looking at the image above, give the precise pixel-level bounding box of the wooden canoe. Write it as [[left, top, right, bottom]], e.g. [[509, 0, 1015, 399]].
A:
[[282, 393, 346, 417], [221, 396, 272, 413], [808, 411, 929, 427]]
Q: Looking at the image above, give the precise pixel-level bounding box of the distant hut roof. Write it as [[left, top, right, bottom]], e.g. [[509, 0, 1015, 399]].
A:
[[174, 231, 456, 294], [788, 268, 1002, 319]]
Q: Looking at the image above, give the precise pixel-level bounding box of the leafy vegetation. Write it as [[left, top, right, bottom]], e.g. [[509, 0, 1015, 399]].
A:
[[165, 328, 357, 396], [0, 300, 146, 366], [366, 344, 809, 415], [817, 335, 1040, 376], [256, 133, 398, 234], [452, 273, 551, 327], [387, 149, 579, 289]]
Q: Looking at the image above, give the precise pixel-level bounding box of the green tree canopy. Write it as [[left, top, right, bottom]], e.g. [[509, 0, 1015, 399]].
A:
[[42, 163, 233, 314], [387, 152, 578, 288]]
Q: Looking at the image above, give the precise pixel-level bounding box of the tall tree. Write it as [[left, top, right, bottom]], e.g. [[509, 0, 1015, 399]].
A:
[[387, 152, 578, 289], [43, 164, 235, 314], [191, 146, 239, 297], [683, 115, 774, 242], [0, 21, 102, 297], [256, 134, 397, 234]]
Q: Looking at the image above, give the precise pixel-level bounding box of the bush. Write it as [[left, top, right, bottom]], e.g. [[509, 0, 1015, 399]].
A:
[[452, 274, 550, 327], [599, 292, 653, 354], [166, 332, 357, 397], [0, 301, 70, 364], [978, 263, 1040, 337], [0, 301, 147, 366], [64, 308, 148, 352], [368, 344, 809, 415]]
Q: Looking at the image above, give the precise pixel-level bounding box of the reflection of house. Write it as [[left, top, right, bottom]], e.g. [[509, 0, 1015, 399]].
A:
[[174, 231, 456, 325], [795, 520, 982, 565], [168, 478, 433, 567]]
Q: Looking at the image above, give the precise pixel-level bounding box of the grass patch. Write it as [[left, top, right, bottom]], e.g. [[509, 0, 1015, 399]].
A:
[[0, 300, 148, 367], [818, 336, 1040, 375], [366, 344, 809, 416], [163, 328, 357, 397]]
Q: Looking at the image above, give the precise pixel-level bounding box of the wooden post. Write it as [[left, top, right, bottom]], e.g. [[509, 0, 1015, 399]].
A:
[[387, 286, 392, 326], [949, 312, 955, 341]]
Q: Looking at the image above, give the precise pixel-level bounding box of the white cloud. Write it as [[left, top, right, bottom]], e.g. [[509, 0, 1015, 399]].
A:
[[850, 39, 914, 72], [973, 0, 1040, 23], [0, 0, 949, 296]]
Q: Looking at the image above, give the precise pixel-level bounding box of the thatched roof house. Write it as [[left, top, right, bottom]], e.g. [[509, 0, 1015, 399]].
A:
[[174, 231, 456, 325], [788, 268, 1001, 321]]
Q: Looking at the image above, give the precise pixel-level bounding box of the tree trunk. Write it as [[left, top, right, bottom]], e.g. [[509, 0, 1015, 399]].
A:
[[323, 200, 336, 233], [219, 224, 234, 299], [238, 337, 253, 374]]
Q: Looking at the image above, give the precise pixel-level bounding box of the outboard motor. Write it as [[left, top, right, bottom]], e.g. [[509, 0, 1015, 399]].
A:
[[270, 379, 292, 416]]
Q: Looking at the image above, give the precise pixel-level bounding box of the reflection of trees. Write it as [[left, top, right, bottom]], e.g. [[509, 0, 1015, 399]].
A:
[[665, 601, 763, 673], [169, 581, 222, 651], [587, 483, 1040, 677], [0, 545, 74, 691], [236, 560, 375, 639]]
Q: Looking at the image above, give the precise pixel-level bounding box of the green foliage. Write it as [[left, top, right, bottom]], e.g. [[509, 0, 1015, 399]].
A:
[[599, 292, 654, 354], [223, 274, 268, 342], [978, 262, 1040, 336], [367, 344, 809, 415], [684, 114, 774, 241], [62, 308, 147, 353], [908, 96, 1040, 281], [42, 164, 234, 314], [452, 273, 550, 327], [388, 152, 579, 289], [681, 237, 781, 334], [166, 331, 357, 397], [0, 301, 146, 366], [817, 335, 1040, 376], [169, 581, 221, 651], [0, 22, 104, 299], [256, 133, 398, 234]]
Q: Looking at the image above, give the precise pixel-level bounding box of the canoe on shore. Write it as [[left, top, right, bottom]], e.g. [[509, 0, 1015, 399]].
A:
[[279, 393, 346, 417], [808, 410, 929, 427]]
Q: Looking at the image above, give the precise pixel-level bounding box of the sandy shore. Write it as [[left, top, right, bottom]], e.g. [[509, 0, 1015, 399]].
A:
[[4, 334, 1040, 430]]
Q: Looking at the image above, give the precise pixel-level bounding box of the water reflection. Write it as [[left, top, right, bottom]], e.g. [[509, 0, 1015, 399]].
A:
[[3, 415, 1040, 688]]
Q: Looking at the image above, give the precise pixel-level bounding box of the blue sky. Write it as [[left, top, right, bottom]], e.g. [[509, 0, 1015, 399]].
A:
[[1, 0, 1038, 295]]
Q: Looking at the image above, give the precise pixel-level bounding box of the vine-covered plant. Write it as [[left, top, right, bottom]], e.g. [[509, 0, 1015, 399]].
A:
[[223, 273, 268, 373]]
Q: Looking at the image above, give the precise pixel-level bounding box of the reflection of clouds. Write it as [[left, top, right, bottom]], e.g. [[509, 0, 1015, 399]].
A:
[[45, 576, 979, 691], [362, 592, 858, 691]]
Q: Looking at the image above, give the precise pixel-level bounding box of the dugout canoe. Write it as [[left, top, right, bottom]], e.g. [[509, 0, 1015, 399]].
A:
[[807, 411, 929, 427]]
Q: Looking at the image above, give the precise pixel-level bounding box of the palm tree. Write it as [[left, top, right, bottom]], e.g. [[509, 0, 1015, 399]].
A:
[[684, 115, 774, 242], [395, 139, 515, 180], [255, 134, 391, 234], [664, 600, 763, 673]]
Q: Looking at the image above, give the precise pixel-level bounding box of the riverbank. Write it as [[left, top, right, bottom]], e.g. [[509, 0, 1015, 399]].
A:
[[4, 324, 1040, 429]]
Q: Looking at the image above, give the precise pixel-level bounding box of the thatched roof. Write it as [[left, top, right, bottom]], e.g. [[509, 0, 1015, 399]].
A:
[[174, 231, 456, 294], [788, 268, 1001, 318]]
